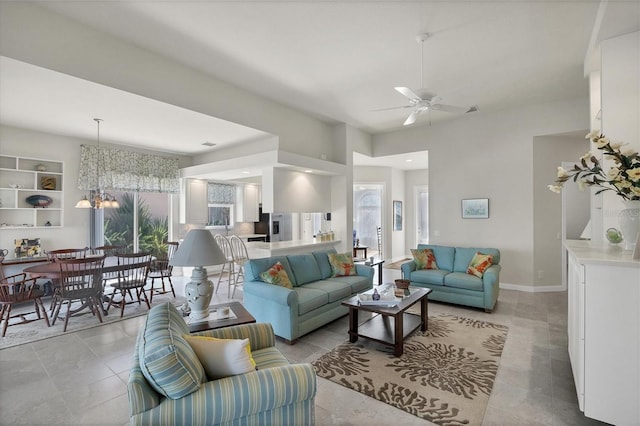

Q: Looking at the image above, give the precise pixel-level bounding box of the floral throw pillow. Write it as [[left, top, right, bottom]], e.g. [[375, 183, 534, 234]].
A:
[[411, 248, 439, 270], [467, 252, 494, 278], [259, 262, 293, 289], [327, 252, 358, 277]]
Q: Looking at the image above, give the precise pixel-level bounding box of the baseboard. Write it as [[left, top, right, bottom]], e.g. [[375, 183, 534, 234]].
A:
[[500, 282, 566, 293]]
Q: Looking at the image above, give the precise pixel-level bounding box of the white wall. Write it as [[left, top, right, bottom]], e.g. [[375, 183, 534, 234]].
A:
[[600, 31, 640, 235], [269, 168, 332, 213], [373, 97, 589, 288]]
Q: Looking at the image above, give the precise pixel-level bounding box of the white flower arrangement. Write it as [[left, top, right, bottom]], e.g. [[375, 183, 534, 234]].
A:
[[549, 130, 640, 200]]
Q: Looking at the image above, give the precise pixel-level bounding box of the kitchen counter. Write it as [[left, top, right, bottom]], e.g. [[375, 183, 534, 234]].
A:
[[246, 239, 341, 258], [564, 239, 640, 268]]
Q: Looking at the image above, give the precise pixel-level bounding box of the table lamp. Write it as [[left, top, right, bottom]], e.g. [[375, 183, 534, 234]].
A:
[[170, 229, 227, 320]]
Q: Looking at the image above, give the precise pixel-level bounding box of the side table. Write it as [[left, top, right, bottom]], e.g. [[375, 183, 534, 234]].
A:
[[187, 301, 256, 333]]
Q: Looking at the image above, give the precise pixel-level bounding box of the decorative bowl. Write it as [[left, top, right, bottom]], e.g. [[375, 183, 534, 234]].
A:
[[26, 195, 53, 208], [395, 279, 410, 289], [606, 228, 623, 244]]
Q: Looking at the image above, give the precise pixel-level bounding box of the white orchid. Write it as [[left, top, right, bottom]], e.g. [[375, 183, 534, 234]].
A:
[[550, 131, 640, 200]]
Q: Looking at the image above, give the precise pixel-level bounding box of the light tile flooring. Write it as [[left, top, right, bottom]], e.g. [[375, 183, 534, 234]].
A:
[[0, 268, 606, 425]]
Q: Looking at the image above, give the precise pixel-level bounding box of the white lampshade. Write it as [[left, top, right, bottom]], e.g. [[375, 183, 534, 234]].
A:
[[170, 229, 227, 267], [75, 196, 92, 208]]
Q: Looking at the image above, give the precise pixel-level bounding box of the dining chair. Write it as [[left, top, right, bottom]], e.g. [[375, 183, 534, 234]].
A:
[[148, 242, 179, 302], [229, 235, 250, 298], [106, 253, 152, 318], [0, 256, 51, 337], [92, 245, 126, 301], [51, 256, 105, 332], [46, 247, 89, 261], [92, 245, 125, 257], [213, 234, 236, 296]]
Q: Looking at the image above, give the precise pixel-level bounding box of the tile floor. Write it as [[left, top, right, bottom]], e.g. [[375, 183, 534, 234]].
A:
[[0, 268, 606, 425]]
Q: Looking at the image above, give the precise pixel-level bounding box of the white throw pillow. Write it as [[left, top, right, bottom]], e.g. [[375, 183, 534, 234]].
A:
[[182, 334, 257, 380]]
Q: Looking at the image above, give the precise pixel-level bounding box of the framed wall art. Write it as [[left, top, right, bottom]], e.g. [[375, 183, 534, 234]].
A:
[[461, 198, 489, 219], [393, 200, 403, 231]]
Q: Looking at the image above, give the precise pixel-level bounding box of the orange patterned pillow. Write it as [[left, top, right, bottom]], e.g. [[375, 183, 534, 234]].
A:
[[327, 252, 358, 277], [411, 248, 439, 270], [467, 252, 493, 278], [259, 262, 293, 289]]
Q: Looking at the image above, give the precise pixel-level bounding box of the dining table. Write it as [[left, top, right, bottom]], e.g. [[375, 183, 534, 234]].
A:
[[23, 255, 121, 316]]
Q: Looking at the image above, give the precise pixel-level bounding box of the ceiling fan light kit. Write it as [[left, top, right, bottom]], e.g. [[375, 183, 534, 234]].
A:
[[380, 32, 478, 126]]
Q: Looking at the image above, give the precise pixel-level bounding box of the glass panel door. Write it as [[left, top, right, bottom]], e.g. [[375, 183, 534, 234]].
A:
[[353, 184, 383, 258], [414, 185, 429, 244]]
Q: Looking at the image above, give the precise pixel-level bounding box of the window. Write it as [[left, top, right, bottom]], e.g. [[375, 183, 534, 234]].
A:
[[98, 191, 170, 255], [208, 204, 234, 228]]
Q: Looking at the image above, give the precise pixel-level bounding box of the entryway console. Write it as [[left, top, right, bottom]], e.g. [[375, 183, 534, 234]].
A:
[[565, 240, 640, 425]]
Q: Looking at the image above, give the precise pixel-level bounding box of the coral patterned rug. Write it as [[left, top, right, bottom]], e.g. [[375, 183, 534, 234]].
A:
[[312, 314, 508, 425]]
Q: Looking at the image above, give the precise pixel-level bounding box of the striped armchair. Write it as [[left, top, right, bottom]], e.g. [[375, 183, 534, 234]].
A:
[[128, 303, 317, 425]]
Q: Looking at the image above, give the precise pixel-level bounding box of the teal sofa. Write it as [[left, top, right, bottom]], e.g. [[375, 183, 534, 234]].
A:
[[128, 303, 317, 425], [243, 250, 374, 343], [401, 245, 501, 312]]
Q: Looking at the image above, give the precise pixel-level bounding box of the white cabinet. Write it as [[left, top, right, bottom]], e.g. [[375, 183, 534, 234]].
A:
[[0, 155, 64, 228], [236, 184, 259, 223], [566, 241, 640, 425], [180, 178, 208, 225]]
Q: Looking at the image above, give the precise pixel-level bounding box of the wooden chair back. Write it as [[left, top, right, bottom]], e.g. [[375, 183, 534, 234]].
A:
[[92, 245, 125, 257], [57, 256, 105, 298], [116, 253, 151, 286], [46, 247, 89, 262]]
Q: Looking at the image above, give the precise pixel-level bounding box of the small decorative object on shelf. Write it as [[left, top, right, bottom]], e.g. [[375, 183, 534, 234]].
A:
[[35, 164, 47, 172], [606, 228, 623, 245], [44, 221, 52, 227], [25, 195, 53, 208], [14, 238, 42, 258], [41, 176, 56, 190]]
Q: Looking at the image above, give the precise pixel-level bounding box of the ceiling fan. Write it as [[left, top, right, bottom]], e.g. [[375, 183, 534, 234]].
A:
[[378, 33, 478, 126]]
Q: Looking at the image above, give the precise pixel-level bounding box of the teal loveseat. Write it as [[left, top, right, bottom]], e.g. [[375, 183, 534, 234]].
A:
[[128, 303, 317, 425], [401, 245, 501, 312], [243, 250, 374, 343]]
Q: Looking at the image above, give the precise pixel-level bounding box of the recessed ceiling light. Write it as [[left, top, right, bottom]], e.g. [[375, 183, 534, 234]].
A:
[[242, 171, 250, 174], [405, 159, 413, 162], [202, 142, 216, 147], [304, 170, 313, 173]]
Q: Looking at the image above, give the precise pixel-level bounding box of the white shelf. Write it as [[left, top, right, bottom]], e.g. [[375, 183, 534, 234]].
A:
[[0, 155, 64, 228]]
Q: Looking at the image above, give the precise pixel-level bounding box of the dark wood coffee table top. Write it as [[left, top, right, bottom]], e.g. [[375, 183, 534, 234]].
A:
[[187, 301, 256, 333], [342, 286, 432, 356]]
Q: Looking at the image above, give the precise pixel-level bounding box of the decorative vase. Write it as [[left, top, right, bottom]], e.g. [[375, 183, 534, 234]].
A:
[[618, 200, 640, 251]]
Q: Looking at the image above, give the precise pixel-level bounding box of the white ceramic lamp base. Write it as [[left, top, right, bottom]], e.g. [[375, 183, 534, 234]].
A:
[[185, 266, 213, 320]]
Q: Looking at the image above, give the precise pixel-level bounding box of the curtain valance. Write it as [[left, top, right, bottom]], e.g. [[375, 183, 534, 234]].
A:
[[77, 145, 180, 193], [208, 183, 236, 204]]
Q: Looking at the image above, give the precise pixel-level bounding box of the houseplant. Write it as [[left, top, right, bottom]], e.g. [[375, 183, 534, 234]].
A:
[[549, 130, 640, 249]]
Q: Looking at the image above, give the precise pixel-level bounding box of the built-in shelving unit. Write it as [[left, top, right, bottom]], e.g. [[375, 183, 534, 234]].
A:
[[0, 155, 64, 229]]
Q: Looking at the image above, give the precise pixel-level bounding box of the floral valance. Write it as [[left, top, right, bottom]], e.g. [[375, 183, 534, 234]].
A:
[[208, 183, 236, 204], [77, 145, 180, 193]]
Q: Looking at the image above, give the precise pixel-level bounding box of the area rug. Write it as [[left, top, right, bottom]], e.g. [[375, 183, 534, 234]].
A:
[[384, 258, 410, 269], [312, 314, 508, 425], [0, 293, 186, 349]]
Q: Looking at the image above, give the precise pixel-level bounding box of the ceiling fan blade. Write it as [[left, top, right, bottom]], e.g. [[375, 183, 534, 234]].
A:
[[395, 87, 422, 101], [403, 110, 421, 126], [431, 103, 478, 114], [370, 105, 414, 112]]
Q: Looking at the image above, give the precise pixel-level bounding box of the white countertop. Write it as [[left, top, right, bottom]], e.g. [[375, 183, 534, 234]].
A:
[[246, 239, 341, 258], [564, 239, 640, 268]]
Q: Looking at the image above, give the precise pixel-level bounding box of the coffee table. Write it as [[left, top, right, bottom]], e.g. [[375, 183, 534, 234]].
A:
[[187, 301, 256, 333], [342, 286, 431, 356]]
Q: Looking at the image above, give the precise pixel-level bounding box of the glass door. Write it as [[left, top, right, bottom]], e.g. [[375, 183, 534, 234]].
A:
[[353, 184, 383, 258], [414, 185, 429, 245]]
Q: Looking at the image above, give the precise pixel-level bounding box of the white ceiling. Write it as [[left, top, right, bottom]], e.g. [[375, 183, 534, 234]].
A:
[[1, 1, 638, 163]]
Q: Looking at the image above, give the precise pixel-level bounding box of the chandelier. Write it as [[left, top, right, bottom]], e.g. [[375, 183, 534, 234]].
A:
[[75, 118, 120, 209]]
